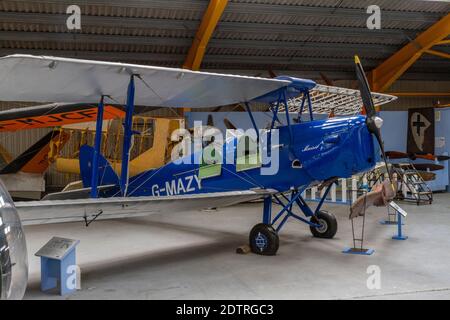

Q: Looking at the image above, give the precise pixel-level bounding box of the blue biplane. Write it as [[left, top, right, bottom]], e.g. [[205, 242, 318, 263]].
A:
[[0, 54, 396, 299]]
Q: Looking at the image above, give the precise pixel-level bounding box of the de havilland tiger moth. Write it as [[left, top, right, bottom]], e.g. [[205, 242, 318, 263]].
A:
[[0, 54, 396, 299]]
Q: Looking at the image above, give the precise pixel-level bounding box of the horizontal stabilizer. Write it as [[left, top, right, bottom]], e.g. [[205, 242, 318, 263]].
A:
[[0, 103, 125, 132], [0, 130, 69, 174]]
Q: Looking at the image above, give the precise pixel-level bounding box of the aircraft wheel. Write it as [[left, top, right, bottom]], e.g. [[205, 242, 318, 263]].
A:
[[310, 211, 337, 239], [249, 223, 279, 256]]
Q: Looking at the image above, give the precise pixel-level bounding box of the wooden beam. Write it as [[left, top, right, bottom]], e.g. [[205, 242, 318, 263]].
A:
[[183, 0, 228, 71], [387, 92, 450, 97], [369, 13, 450, 92], [436, 39, 450, 45], [425, 49, 450, 60]]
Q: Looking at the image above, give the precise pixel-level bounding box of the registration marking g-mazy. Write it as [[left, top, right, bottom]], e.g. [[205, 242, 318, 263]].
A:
[[152, 175, 201, 196]]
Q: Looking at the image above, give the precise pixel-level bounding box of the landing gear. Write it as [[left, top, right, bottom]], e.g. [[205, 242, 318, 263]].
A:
[[309, 211, 337, 239], [248, 183, 338, 255], [249, 223, 279, 255]]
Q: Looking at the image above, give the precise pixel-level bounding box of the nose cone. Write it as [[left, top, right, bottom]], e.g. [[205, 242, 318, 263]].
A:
[[373, 116, 384, 129]]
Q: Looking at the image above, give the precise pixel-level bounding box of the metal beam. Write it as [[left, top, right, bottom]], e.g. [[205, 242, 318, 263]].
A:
[[0, 31, 400, 53], [0, 11, 417, 43], [369, 13, 450, 92], [0, 11, 200, 32], [2, 0, 442, 23], [224, 2, 444, 23], [1, 48, 448, 70], [183, 0, 228, 70], [0, 31, 192, 47], [425, 49, 450, 60]]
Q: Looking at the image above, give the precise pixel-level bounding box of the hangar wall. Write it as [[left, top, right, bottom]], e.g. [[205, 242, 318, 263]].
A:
[[380, 109, 450, 192]]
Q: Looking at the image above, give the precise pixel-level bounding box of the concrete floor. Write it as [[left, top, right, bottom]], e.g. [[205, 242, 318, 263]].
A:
[[23, 193, 450, 300]]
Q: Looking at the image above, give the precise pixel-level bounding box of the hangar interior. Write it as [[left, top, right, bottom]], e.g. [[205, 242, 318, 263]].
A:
[[0, 0, 450, 300]]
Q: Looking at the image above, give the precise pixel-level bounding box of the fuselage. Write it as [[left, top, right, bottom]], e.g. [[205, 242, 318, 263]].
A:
[[103, 115, 376, 197]]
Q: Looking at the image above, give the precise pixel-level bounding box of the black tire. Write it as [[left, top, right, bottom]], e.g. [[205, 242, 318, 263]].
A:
[[249, 223, 279, 256], [309, 211, 338, 239]]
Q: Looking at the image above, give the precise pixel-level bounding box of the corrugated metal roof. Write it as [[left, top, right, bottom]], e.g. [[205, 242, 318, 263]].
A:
[[233, 0, 450, 13], [0, 0, 449, 81]]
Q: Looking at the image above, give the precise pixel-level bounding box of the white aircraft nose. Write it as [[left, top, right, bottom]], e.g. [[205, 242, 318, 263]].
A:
[[0, 180, 28, 300], [374, 116, 384, 129]]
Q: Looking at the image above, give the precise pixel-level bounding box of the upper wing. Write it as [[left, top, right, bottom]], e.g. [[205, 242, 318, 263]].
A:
[[0, 54, 290, 108], [277, 84, 397, 116], [0, 102, 125, 132]]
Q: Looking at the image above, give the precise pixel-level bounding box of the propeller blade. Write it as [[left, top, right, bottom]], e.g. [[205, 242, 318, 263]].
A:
[[412, 163, 444, 171], [416, 171, 436, 181], [437, 155, 450, 161], [386, 151, 409, 160], [354, 55, 393, 184], [414, 153, 450, 161], [355, 55, 376, 118], [223, 118, 237, 130]]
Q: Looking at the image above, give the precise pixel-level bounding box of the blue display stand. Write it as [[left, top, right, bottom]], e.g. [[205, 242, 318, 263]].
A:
[[342, 247, 374, 255], [379, 205, 404, 225], [35, 237, 80, 296], [392, 211, 408, 240], [388, 201, 408, 241]]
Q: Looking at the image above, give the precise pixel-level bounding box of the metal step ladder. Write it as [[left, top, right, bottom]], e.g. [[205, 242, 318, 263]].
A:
[[392, 163, 433, 205]]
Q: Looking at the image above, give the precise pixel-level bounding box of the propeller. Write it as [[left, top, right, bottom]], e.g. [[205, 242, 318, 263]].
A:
[[349, 56, 396, 219], [386, 150, 450, 162], [415, 153, 450, 162], [355, 55, 392, 184]]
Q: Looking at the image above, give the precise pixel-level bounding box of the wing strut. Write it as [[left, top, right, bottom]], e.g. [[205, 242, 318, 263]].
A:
[[120, 75, 136, 196], [244, 102, 260, 142], [282, 88, 294, 147], [90, 95, 105, 198]]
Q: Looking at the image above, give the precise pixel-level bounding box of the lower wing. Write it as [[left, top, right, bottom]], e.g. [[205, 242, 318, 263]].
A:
[[16, 189, 276, 226]]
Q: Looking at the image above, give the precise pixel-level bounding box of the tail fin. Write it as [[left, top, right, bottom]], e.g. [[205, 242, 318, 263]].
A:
[[79, 145, 119, 188], [0, 130, 69, 174]]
